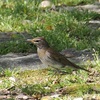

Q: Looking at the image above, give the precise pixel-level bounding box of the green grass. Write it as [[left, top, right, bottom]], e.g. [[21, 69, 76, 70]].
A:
[[0, 53, 100, 99], [0, 57, 100, 99], [0, 0, 100, 54]]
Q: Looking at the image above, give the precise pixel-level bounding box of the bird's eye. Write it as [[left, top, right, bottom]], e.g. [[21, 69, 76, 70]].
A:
[[35, 40, 39, 42]]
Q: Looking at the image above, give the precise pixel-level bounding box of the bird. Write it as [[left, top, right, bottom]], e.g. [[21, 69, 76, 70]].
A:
[[27, 37, 89, 72]]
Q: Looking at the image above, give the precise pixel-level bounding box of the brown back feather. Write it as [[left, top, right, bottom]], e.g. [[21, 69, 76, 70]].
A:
[[47, 48, 89, 72]]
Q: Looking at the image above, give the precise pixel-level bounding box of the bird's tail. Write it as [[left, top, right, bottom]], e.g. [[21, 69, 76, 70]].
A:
[[67, 60, 90, 72], [72, 63, 90, 72]]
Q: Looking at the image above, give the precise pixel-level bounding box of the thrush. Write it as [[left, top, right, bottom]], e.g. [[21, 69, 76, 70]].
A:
[[27, 37, 89, 72]]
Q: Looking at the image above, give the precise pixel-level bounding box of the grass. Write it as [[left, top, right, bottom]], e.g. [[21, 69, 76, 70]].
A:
[[0, 57, 100, 99], [0, 0, 100, 54], [0, 0, 100, 99], [0, 52, 100, 99]]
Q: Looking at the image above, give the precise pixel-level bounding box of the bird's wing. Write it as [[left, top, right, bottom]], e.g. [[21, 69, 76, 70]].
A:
[[46, 48, 89, 72], [46, 48, 72, 66]]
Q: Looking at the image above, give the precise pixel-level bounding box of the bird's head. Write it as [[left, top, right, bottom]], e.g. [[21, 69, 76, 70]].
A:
[[27, 37, 49, 49]]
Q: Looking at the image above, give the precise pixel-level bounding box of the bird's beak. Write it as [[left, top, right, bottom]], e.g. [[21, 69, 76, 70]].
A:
[[27, 39, 33, 42]]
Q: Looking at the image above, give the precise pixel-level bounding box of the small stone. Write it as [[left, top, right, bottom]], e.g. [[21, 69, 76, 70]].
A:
[[41, 96, 52, 100], [0, 95, 7, 99], [73, 97, 83, 100], [9, 77, 16, 82], [39, 0, 55, 9], [16, 93, 28, 99], [23, 95, 28, 99], [0, 80, 2, 84], [51, 93, 60, 98]]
